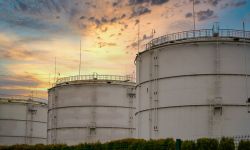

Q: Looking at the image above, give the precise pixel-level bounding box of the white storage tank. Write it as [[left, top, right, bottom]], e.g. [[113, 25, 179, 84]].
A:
[[135, 28, 250, 140], [48, 74, 135, 145], [0, 96, 47, 145]]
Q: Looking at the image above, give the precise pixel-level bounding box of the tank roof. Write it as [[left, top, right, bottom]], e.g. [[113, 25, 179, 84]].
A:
[[144, 29, 250, 51], [53, 74, 135, 87], [0, 95, 47, 106]]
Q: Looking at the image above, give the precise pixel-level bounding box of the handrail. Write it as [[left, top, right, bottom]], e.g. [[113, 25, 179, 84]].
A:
[[0, 94, 47, 105], [55, 74, 135, 85], [145, 29, 250, 50]]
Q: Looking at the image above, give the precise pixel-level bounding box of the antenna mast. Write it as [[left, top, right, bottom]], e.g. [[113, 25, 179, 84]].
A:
[[54, 57, 57, 84], [79, 39, 82, 76], [137, 19, 140, 53], [192, 0, 196, 31], [243, 21, 249, 100]]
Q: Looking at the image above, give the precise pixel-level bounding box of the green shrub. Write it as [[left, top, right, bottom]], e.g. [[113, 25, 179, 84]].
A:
[[196, 138, 219, 150], [105, 138, 138, 150], [74, 142, 104, 150], [127, 139, 146, 150], [141, 138, 175, 150], [181, 140, 196, 150], [238, 140, 250, 150], [0, 137, 242, 150], [218, 137, 235, 150]]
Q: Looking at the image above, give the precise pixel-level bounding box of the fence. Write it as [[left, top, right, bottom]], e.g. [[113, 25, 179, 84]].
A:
[[55, 74, 135, 85], [145, 29, 250, 50], [0, 94, 47, 105]]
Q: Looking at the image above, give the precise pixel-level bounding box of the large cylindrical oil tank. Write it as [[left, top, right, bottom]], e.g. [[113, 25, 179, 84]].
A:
[[0, 96, 47, 145], [48, 74, 135, 145], [135, 29, 250, 140]]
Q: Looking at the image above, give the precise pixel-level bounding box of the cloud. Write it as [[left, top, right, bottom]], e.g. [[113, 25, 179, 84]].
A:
[[1, 17, 52, 30], [206, 0, 222, 6], [0, 48, 46, 61], [221, 0, 247, 9], [232, 0, 247, 7], [131, 6, 151, 18], [196, 9, 215, 21], [135, 19, 140, 25], [185, 12, 193, 18], [129, 0, 169, 5], [98, 42, 117, 48], [151, 0, 169, 5], [189, 0, 222, 6], [0, 76, 40, 87], [112, 0, 125, 7]]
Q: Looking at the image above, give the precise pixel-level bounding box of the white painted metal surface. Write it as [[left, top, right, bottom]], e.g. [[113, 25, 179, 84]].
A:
[[135, 29, 250, 140], [0, 97, 47, 145], [48, 75, 136, 145]]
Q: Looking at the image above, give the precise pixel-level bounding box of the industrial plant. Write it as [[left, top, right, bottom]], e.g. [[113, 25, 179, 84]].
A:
[[0, 96, 47, 145], [135, 28, 250, 141], [1, 27, 250, 147], [47, 74, 136, 145]]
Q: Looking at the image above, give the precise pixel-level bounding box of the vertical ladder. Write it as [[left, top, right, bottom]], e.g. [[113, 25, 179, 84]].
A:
[[149, 51, 153, 139], [137, 55, 142, 138], [88, 86, 97, 142], [209, 25, 222, 138], [153, 49, 159, 137], [28, 104, 36, 144], [25, 103, 29, 144], [244, 28, 249, 112], [215, 29, 222, 102], [208, 99, 213, 137], [52, 90, 58, 144], [127, 88, 135, 137]]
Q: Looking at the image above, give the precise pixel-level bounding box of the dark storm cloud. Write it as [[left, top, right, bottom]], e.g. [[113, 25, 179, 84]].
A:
[[130, 6, 151, 18], [197, 9, 215, 21], [129, 0, 169, 5]]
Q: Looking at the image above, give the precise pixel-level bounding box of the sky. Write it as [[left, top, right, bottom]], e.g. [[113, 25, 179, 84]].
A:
[[0, 0, 249, 100]]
